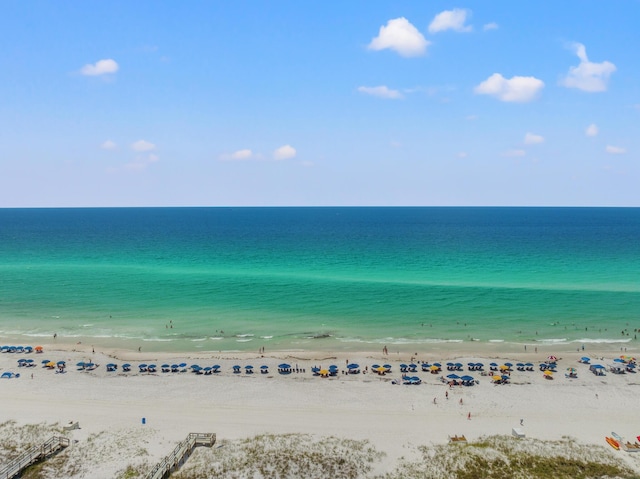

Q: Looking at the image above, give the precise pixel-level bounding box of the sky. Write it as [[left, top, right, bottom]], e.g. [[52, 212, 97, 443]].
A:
[[1, 1, 638, 207]]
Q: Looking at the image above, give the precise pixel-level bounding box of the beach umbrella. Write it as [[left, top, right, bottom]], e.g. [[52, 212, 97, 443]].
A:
[[122, 363, 131, 368], [461, 375, 474, 382], [25, 359, 34, 363], [372, 364, 380, 369], [499, 365, 509, 371], [161, 364, 170, 369], [504, 362, 513, 367], [278, 363, 291, 369], [447, 373, 460, 379], [446, 362, 454, 367], [212, 365, 221, 370], [374, 366, 386, 375], [547, 355, 558, 362], [566, 367, 576, 373], [139, 363, 148, 368], [45, 361, 55, 368], [329, 365, 339, 370], [245, 365, 254, 370], [260, 365, 268, 370], [492, 375, 502, 381], [544, 370, 553, 376], [430, 365, 439, 371], [581, 357, 590, 363], [319, 369, 329, 377], [399, 364, 408, 369], [433, 362, 442, 367], [347, 363, 359, 369], [311, 367, 321, 373], [17, 358, 27, 363], [179, 363, 187, 368], [383, 364, 392, 370], [501, 375, 510, 380], [75, 361, 85, 367], [455, 363, 463, 368], [35, 346, 43, 352]]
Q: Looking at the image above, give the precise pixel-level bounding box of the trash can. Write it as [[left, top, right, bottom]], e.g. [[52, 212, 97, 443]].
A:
[[142, 417, 146, 425]]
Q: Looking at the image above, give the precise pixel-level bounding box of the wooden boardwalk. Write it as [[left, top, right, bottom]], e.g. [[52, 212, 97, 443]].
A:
[[145, 433, 216, 479], [0, 435, 70, 479]]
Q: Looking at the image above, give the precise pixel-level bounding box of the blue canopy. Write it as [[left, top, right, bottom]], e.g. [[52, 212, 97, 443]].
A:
[[122, 363, 131, 368], [162, 364, 170, 368], [260, 365, 269, 369], [447, 373, 460, 379], [139, 363, 148, 368], [245, 365, 254, 369], [311, 367, 320, 372], [329, 365, 338, 370], [461, 375, 474, 381], [383, 364, 392, 369], [212, 365, 221, 369], [179, 363, 187, 368], [347, 363, 359, 369], [278, 363, 291, 369]]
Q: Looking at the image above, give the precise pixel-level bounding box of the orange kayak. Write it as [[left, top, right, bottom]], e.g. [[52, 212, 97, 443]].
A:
[[606, 437, 620, 450]]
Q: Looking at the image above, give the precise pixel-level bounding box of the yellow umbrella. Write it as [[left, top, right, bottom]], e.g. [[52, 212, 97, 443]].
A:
[[492, 375, 502, 381], [499, 365, 509, 370], [45, 361, 55, 368], [430, 365, 439, 371], [375, 366, 386, 375], [319, 369, 329, 377], [544, 370, 553, 376]]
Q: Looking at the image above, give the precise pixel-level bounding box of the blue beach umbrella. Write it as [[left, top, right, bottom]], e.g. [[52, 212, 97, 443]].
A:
[[461, 375, 474, 381], [212, 365, 221, 370], [347, 363, 359, 369], [245, 365, 254, 370], [279, 363, 291, 369], [139, 363, 148, 368], [179, 363, 187, 368], [447, 373, 460, 379], [260, 365, 269, 370]]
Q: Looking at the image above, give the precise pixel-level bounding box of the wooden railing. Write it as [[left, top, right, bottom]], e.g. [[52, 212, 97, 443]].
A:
[[145, 433, 215, 479], [0, 435, 70, 479]]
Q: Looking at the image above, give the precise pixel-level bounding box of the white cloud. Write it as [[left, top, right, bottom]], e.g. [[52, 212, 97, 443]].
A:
[[606, 145, 626, 154], [80, 59, 119, 76], [429, 9, 472, 33], [231, 149, 254, 160], [357, 85, 403, 99], [368, 17, 430, 57], [100, 140, 117, 150], [474, 73, 544, 102], [273, 144, 297, 161], [125, 153, 159, 171], [561, 43, 616, 92], [524, 132, 544, 145], [483, 22, 499, 31], [131, 140, 156, 152], [503, 149, 526, 157], [585, 124, 599, 137]]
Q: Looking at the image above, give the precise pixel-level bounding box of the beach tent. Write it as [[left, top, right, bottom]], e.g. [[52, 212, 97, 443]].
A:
[[122, 363, 131, 371], [245, 365, 254, 373], [260, 365, 269, 373]]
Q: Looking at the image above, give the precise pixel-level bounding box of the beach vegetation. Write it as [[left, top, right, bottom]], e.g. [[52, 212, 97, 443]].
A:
[[382, 435, 637, 479], [172, 433, 381, 479]]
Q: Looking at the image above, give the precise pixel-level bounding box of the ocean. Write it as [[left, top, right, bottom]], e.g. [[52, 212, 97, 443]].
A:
[[0, 207, 638, 353]]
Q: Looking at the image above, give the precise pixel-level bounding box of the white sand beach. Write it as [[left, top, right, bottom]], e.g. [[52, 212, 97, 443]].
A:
[[2, 342, 640, 477]]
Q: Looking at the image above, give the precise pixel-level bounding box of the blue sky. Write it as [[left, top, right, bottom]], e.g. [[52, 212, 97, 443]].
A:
[[1, 1, 638, 207]]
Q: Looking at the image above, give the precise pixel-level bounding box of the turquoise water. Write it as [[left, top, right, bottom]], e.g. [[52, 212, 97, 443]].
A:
[[1, 207, 639, 352]]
